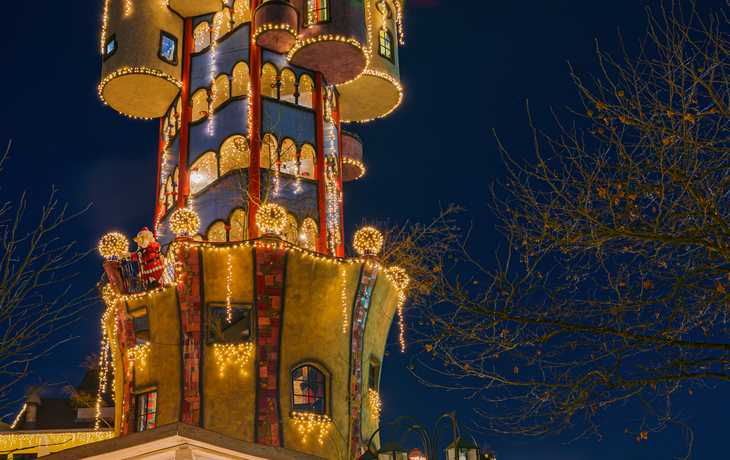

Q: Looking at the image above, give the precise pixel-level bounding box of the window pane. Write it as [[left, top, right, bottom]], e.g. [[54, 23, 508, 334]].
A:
[[161, 35, 176, 62], [209, 305, 251, 343], [106, 39, 115, 55]]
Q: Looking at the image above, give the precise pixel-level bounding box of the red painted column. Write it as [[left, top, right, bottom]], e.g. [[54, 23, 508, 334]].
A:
[[154, 118, 165, 236], [314, 73, 328, 254], [249, 0, 262, 238], [333, 93, 344, 258], [177, 18, 194, 209]]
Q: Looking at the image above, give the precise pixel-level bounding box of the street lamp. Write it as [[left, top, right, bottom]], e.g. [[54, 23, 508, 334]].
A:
[[377, 441, 409, 460], [444, 437, 479, 460], [363, 413, 482, 460]]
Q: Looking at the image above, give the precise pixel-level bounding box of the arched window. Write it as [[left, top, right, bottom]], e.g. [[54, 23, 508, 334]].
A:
[[173, 167, 179, 196], [305, 0, 329, 25], [261, 63, 278, 99], [233, 0, 251, 25], [207, 221, 227, 242], [191, 89, 209, 122], [158, 184, 166, 207], [213, 11, 231, 38], [298, 74, 314, 108], [220, 135, 250, 175], [299, 143, 316, 177], [176, 98, 182, 127], [229, 208, 248, 242], [292, 365, 326, 414], [232, 62, 250, 97], [301, 218, 318, 250], [378, 28, 393, 61], [167, 111, 177, 138], [279, 139, 296, 176], [193, 22, 211, 52], [283, 214, 298, 243], [165, 175, 174, 209], [213, 75, 230, 109], [190, 151, 218, 194], [280, 69, 296, 104], [261, 133, 278, 170]]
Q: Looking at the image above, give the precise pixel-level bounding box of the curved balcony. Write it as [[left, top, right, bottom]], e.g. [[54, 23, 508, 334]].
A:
[[253, 1, 299, 53]]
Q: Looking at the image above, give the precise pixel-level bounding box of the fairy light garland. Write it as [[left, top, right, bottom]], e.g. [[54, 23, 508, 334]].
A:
[[100, 0, 111, 53], [325, 165, 342, 254], [252, 24, 298, 44], [368, 388, 381, 421], [208, 18, 221, 136], [94, 330, 110, 430], [386, 266, 409, 352], [393, 0, 404, 44], [170, 208, 201, 236], [126, 342, 150, 372], [226, 252, 233, 322], [341, 266, 349, 333], [125, 0, 132, 16], [10, 404, 27, 429], [287, 35, 369, 73], [98, 68, 183, 116], [0, 432, 114, 451], [256, 203, 287, 234], [353, 227, 383, 256], [99, 233, 129, 260], [292, 412, 331, 444], [213, 343, 253, 376], [342, 158, 365, 179]]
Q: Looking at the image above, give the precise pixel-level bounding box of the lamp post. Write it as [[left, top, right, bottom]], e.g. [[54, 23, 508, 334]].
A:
[[362, 413, 481, 460]]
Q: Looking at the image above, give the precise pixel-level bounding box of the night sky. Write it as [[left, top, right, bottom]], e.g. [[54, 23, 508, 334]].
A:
[[1, 0, 727, 458]]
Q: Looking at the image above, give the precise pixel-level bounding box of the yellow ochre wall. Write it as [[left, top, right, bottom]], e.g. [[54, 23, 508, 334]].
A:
[[105, 242, 400, 458]]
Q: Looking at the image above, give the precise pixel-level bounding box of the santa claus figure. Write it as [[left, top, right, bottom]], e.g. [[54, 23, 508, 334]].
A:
[[124, 227, 165, 289]]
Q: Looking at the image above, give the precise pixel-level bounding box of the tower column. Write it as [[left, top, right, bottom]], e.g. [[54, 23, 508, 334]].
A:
[[249, 0, 262, 237], [177, 17, 194, 208], [315, 73, 327, 254]]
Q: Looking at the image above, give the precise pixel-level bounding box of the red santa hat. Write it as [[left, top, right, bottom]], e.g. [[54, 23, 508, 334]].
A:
[[138, 227, 153, 239]]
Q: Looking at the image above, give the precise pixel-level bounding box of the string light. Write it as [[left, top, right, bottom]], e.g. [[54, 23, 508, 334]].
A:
[[213, 343, 253, 376], [127, 342, 150, 372], [169, 208, 201, 236], [125, 0, 132, 16], [325, 165, 342, 254], [342, 157, 365, 179], [353, 227, 383, 256], [256, 203, 287, 234], [98, 233, 129, 260], [100, 0, 111, 53], [10, 404, 27, 429], [287, 35, 369, 76], [393, 0, 404, 44], [98, 68, 183, 113], [208, 16, 221, 135], [94, 327, 110, 430], [341, 266, 348, 333], [0, 432, 114, 451], [226, 252, 233, 322], [368, 388, 381, 421], [252, 23, 298, 44], [292, 412, 331, 445], [387, 266, 409, 352]]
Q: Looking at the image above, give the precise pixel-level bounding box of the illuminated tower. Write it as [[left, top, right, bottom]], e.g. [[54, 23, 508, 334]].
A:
[[96, 0, 406, 459]]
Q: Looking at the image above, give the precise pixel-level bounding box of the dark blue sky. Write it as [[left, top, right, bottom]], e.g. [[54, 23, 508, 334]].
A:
[[1, 0, 727, 458]]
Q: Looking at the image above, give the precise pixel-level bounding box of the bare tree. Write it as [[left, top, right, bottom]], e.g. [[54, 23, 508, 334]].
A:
[[402, 3, 730, 454], [0, 141, 92, 419]]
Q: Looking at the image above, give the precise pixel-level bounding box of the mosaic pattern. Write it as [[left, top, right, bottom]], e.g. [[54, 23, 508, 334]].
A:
[[177, 245, 203, 426], [116, 309, 137, 435], [254, 245, 286, 446], [348, 263, 379, 456]]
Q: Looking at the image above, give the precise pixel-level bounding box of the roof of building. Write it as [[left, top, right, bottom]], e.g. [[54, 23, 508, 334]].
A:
[[41, 422, 329, 460]]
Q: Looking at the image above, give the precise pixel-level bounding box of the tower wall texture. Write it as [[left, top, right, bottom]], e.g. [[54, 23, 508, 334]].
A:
[[104, 240, 398, 458]]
